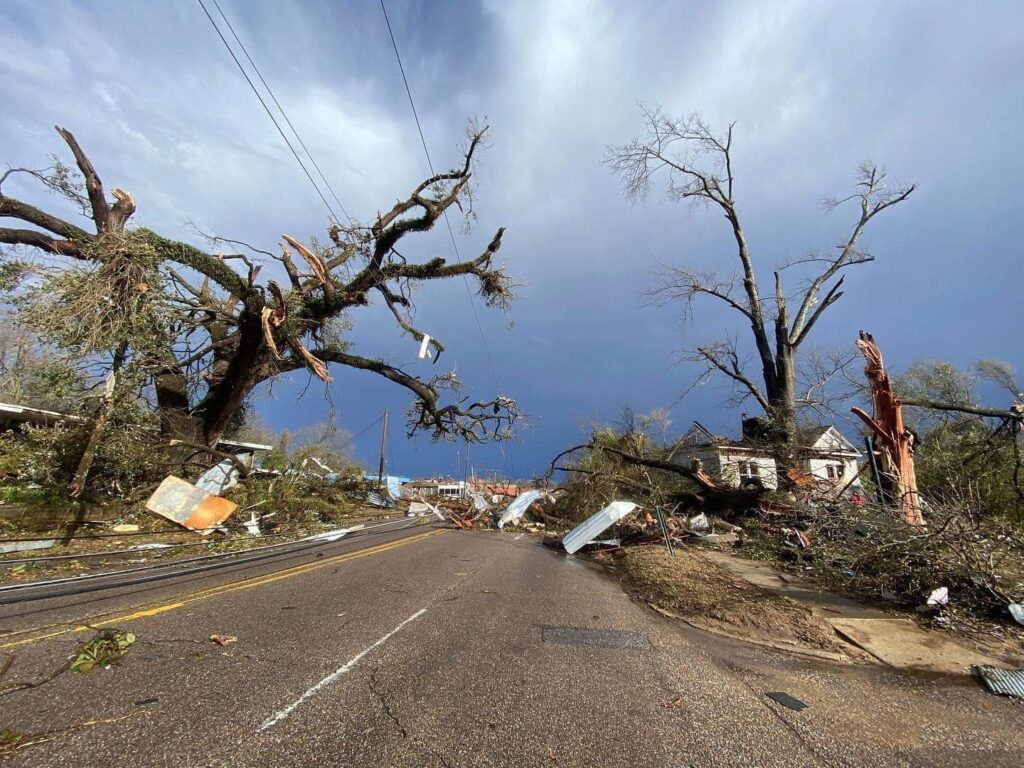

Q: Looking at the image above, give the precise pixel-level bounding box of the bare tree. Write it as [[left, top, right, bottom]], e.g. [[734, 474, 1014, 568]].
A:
[[606, 105, 914, 453], [0, 124, 521, 449]]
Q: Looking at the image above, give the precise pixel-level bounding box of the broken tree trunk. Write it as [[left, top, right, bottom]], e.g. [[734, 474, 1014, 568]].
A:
[[849, 331, 924, 526], [69, 342, 128, 498]]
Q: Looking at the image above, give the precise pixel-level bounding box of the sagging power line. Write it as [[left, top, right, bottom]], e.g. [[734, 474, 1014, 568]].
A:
[[195, 0, 345, 224]]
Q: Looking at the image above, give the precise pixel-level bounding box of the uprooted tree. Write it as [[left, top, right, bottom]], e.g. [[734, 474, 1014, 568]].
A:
[[606, 106, 915, 457], [0, 125, 521, 470]]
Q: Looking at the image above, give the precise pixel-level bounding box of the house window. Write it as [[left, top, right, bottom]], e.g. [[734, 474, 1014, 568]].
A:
[[738, 461, 759, 479], [825, 464, 841, 481]]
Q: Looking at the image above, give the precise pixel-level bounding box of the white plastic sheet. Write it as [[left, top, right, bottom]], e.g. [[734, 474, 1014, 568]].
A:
[[562, 501, 640, 555], [497, 490, 545, 529]]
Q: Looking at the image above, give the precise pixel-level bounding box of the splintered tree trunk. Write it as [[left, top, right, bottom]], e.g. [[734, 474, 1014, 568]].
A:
[[69, 343, 127, 497]]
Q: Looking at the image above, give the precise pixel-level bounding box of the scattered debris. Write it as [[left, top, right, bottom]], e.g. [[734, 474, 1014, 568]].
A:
[[110, 524, 139, 533], [195, 453, 253, 495], [70, 629, 136, 672], [974, 665, 1024, 699], [366, 490, 396, 508], [689, 513, 709, 534], [1010, 603, 1024, 627], [562, 501, 640, 555], [766, 691, 808, 711], [927, 587, 950, 607], [497, 490, 547, 529], [133, 696, 160, 706], [145, 475, 238, 535], [209, 634, 238, 647], [304, 525, 364, 543]]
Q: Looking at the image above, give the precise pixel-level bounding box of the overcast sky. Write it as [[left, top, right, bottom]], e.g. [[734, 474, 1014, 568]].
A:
[[2, 0, 1022, 479]]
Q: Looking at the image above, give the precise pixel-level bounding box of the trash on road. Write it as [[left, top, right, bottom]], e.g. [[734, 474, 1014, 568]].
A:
[[562, 501, 640, 555], [927, 587, 949, 607], [145, 476, 237, 535], [974, 665, 1024, 699], [765, 691, 808, 711], [70, 629, 136, 672], [689, 513, 709, 534], [497, 490, 546, 529], [209, 634, 238, 647]]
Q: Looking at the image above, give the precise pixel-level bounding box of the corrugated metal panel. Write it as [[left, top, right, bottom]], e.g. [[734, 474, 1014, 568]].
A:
[[561, 501, 639, 554], [975, 666, 1024, 698]]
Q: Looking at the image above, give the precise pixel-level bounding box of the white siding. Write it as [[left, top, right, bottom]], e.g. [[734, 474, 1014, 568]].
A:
[[806, 456, 860, 487], [718, 450, 778, 490]]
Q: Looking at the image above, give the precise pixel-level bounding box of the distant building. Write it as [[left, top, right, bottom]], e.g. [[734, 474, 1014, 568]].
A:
[[402, 478, 468, 499], [674, 419, 863, 494], [468, 480, 519, 504]]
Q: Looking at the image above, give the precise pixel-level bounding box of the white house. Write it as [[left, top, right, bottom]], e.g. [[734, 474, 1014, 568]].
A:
[[402, 478, 468, 499], [675, 420, 864, 494]]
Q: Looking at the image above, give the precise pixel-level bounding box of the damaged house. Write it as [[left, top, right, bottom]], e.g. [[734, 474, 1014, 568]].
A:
[[674, 419, 864, 494]]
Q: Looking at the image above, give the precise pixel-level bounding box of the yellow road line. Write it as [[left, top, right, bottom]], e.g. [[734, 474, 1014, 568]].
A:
[[0, 529, 445, 650]]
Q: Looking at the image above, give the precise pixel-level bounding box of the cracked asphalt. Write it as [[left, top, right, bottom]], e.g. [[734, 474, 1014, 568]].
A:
[[1, 525, 1021, 767]]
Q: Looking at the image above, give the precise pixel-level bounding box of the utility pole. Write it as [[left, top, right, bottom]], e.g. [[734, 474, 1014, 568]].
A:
[[377, 408, 389, 492]]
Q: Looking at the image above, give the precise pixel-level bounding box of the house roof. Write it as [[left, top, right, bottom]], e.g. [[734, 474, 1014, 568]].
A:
[[676, 420, 862, 457]]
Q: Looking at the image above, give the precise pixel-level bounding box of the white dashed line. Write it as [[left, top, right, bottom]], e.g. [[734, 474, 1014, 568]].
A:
[[258, 607, 427, 731]]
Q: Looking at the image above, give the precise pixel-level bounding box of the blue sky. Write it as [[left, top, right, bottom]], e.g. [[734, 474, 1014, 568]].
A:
[[1, 0, 1022, 479]]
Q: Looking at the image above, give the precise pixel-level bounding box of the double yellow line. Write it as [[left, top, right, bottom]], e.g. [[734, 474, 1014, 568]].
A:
[[1, 529, 445, 650]]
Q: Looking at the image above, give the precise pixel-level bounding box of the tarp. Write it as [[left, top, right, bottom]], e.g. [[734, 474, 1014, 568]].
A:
[[562, 501, 640, 554], [497, 490, 545, 529]]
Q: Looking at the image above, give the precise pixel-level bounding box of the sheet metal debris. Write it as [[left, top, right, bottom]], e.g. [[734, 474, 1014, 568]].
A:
[[303, 525, 364, 543], [974, 665, 1024, 699], [367, 490, 396, 509], [195, 453, 252, 495], [497, 490, 546, 529], [766, 691, 808, 711], [562, 501, 640, 555], [145, 475, 238, 535]]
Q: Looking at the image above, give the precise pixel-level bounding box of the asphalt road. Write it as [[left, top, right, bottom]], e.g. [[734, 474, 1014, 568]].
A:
[[1, 525, 1021, 767]]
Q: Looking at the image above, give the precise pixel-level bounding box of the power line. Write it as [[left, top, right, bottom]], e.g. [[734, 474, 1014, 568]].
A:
[[209, 0, 354, 225], [378, 0, 516, 479], [195, 0, 341, 223]]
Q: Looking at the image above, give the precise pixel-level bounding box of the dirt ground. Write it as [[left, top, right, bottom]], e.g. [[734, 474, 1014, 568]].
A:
[[599, 544, 851, 654]]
